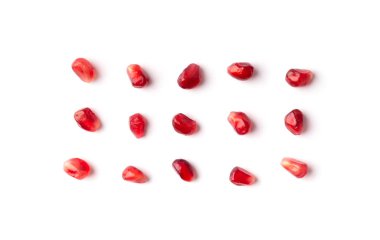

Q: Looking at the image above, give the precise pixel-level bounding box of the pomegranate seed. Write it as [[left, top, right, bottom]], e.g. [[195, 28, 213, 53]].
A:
[[74, 107, 101, 132], [172, 159, 196, 182], [228, 112, 252, 135], [227, 62, 254, 80], [72, 58, 96, 83], [127, 64, 149, 88], [230, 167, 256, 186], [122, 166, 148, 183], [64, 158, 91, 180], [285, 69, 313, 87], [177, 63, 201, 89], [281, 158, 308, 178], [172, 113, 198, 135], [285, 109, 304, 135], [129, 113, 147, 138]]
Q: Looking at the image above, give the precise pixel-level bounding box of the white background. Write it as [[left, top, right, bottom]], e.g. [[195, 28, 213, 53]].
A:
[[0, 0, 379, 239]]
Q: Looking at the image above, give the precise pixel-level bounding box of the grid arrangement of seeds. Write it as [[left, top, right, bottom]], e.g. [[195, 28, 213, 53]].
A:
[[65, 58, 314, 185]]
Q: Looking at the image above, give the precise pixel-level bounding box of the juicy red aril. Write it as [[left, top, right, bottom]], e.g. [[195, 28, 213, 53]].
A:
[[285, 109, 304, 135], [122, 166, 148, 183], [74, 107, 101, 132], [227, 62, 254, 80], [64, 158, 91, 180], [129, 113, 147, 138], [172, 159, 196, 182], [172, 113, 198, 135], [285, 69, 313, 87], [72, 58, 96, 83], [228, 112, 252, 135], [127, 64, 149, 88], [230, 167, 256, 186], [281, 158, 308, 178], [177, 63, 201, 89]]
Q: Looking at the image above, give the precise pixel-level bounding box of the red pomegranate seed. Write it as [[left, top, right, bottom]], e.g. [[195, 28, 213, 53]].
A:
[[74, 107, 101, 132], [285, 109, 304, 135], [129, 113, 147, 138], [177, 63, 201, 89], [229, 167, 256, 186], [172, 113, 198, 135], [72, 58, 96, 83], [172, 159, 196, 182], [64, 158, 91, 180], [281, 158, 308, 178], [228, 112, 252, 135], [127, 64, 149, 88], [122, 166, 148, 183], [285, 69, 313, 87], [227, 62, 254, 80]]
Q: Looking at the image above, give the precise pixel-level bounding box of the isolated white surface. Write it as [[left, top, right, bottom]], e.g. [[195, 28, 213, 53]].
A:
[[0, 0, 379, 239]]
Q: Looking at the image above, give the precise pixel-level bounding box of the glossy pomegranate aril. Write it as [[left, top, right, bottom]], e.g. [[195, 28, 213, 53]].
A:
[[228, 112, 252, 135], [74, 108, 101, 132], [285, 109, 304, 135], [72, 58, 96, 83], [285, 69, 313, 87], [64, 158, 91, 180], [129, 113, 147, 138], [281, 158, 308, 178], [227, 62, 254, 80], [122, 166, 148, 183], [177, 63, 201, 89], [172, 113, 198, 135], [127, 64, 149, 88], [172, 159, 196, 182], [229, 167, 256, 186]]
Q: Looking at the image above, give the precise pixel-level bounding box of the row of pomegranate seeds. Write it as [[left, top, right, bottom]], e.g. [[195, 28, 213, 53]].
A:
[[64, 157, 308, 184], [72, 58, 313, 88], [74, 108, 304, 136]]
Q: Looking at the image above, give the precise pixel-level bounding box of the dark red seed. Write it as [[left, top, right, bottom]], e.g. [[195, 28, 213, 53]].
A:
[[229, 167, 256, 186], [64, 158, 91, 180], [172, 159, 196, 182], [285, 69, 313, 87], [129, 113, 147, 138], [281, 158, 308, 178], [177, 63, 201, 89], [285, 109, 304, 135], [127, 64, 149, 88], [228, 112, 252, 135], [122, 166, 148, 183], [227, 62, 254, 80], [74, 108, 101, 132], [72, 58, 96, 83], [172, 113, 198, 135]]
